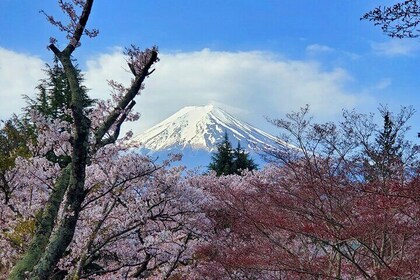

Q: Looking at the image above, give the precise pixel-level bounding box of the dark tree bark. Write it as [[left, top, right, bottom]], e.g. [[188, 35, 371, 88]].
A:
[[8, 1, 159, 279], [8, 167, 71, 279]]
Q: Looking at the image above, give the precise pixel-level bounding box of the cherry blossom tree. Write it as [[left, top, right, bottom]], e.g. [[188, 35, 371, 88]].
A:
[[1, 132, 205, 279], [195, 107, 420, 279], [0, 1, 211, 279], [0, 1, 209, 279]]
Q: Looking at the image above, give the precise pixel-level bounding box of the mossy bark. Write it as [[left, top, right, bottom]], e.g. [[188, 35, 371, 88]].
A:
[[29, 45, 91, 280], [8, 1, 159, 277], [8, 166, 71, 280]]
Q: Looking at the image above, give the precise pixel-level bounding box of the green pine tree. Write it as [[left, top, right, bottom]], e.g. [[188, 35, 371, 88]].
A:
[[209, 133, 258, 176], [376, 112, 401, 159], [364, 110, 403, 182], [375, 111, 402, 178], [232, 142, 257, 175], [24, 57, 94, 167], [209, 132, 234, 176], [25, 56, 94, 123]]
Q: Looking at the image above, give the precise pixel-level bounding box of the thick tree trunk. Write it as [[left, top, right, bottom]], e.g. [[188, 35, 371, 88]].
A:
[[29, 51, 91, 280], [8, 0, 158, 276], [8, 166, 71, 280]]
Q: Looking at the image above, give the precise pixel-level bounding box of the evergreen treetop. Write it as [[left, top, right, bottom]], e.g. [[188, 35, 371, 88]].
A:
[[25, 56, 94, 123], [364, 108, 408, 182], [232, 142, 258, 174], [209, 132, 257, 176]]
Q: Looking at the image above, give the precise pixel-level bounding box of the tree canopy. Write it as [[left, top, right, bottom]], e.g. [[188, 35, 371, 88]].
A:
[[362, 0, 420, 38], [208, 132, 257, 176], [197, 107, 420, 279], [25, 57, 93, 123]]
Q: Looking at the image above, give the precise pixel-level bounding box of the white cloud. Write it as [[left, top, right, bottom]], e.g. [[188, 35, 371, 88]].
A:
[[374, 78, 392, 90], [371, 40, 420, 57], [306, 44, 360, 60], [84, 48, 374, 135], [0, 47, 374, 135], [306, 44, 334, 54], [0, 47, 45, 119]]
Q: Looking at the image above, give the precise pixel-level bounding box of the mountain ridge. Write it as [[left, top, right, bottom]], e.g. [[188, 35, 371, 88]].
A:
[[132, 104, 280, 153]]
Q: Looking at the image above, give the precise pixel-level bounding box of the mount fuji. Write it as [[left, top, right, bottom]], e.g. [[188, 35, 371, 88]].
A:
[[132, 104, 282, 170]]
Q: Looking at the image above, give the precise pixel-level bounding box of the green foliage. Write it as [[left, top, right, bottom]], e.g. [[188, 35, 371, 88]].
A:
[[363, 107, 411, 182], [209, 133, 234, 176], [24, 57, 94, 167], [5, 57, 95, 279], [8, 167, 72, 280], [4, 218, 36, 251], [0, 116, 33, 169], [209, 132, 257, 176], [0, 116, 34, 204], [232, 142, 258, 174], [375, 111, 402, 160], [0, 218, 36, 277], [25, 57, 94, 123], [0, 57, 92, 177]]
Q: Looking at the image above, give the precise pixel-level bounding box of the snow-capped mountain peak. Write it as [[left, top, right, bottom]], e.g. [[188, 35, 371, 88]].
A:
[[132, 104, 279, 152]]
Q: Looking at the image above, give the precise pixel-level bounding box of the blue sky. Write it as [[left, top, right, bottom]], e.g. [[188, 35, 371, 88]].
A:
[[0, 0, 418, 139]]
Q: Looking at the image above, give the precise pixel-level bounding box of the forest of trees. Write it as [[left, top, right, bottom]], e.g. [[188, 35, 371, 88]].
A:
[[0, 1, 419, 279]]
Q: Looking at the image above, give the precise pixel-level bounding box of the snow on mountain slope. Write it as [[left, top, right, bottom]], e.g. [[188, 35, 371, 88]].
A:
[[132, 104, 281, 153]]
